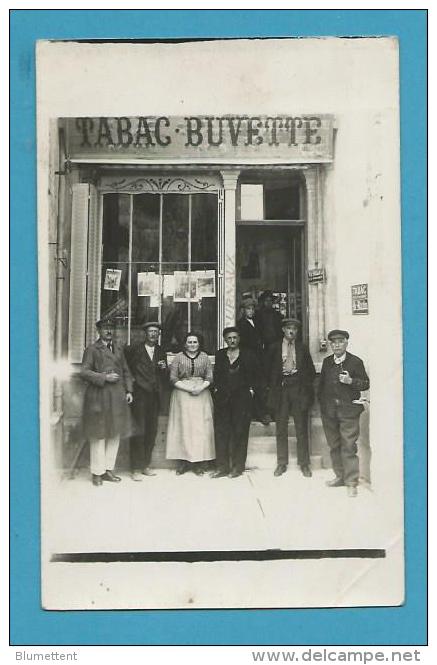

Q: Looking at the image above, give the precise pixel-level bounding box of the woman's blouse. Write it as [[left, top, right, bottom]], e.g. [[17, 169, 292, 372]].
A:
[[169, 351, 213, 386]]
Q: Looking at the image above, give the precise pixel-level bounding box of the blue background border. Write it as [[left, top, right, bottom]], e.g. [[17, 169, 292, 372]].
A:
[[10, 9, 427, 646]]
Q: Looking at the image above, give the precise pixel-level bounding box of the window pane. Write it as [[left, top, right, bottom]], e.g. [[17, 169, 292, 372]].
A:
[[101, 194, 131, 345], [265, 182, 300, 220], [132, 194, 160, 263], [190, 294, 217, 355], [160, 263, 190, 353], [191, 193, 218, 263], [100, 262, 129, 345], [102, 194, 130, 263], [162, 194, 189, 262], [240, 184, 264, 220]]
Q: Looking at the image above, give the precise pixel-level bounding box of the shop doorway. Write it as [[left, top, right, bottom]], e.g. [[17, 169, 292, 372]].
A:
[[236, 224, 306, 340]]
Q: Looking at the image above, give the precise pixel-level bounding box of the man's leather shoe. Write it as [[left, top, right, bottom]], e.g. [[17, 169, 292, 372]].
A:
[[102, 470, 121, 482], [301, 465, 312, 478], [92, 474, 103, 486], [142, 468, 157, 477], [274, 464, 287, 477], [131, 471, 143, 482], [325, 477, 345, 487], [347, 485, 358, 498], [261, 415, 272, 426], [229, 469, 243, 478], [211, 470, 229, 478]]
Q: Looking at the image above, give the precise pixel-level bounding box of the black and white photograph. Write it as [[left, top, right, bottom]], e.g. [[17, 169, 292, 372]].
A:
[[103, 268, 122, 291], [37, 37, 403, 610], [137, 271, 159, 298], [196, 270, 216, 298], [174, 270, 198, 302]]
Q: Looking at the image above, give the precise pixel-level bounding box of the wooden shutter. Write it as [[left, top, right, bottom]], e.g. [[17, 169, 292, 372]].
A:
[[68, 183, 90, 363]]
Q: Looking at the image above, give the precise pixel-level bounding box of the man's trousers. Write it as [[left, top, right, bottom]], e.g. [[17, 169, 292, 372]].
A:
[[276, 382, 310, 468], [321, 408, 360, 486], [130, 389, 160, 471], [90, 436, 119, 476], [214, 390, 253, 473]]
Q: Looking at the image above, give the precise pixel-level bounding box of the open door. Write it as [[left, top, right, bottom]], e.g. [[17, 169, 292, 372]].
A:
[[236, 224, 306, 340]]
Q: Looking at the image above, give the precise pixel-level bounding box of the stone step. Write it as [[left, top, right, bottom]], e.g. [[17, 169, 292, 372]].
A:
[[249, 421, 295, 437], [248, 435, 295, 454], [71, 415, 331, 472]]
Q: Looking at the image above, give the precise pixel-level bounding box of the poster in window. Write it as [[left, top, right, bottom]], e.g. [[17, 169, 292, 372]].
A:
[[163, 274, 175, 297], [103, 268, 122, 291], [173, 271, 198, 302], [137, 272, 160, 297], [195, 270, 216, 298]]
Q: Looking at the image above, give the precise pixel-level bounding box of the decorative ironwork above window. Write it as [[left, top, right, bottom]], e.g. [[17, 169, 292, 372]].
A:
[[98, 174, 221, 194]]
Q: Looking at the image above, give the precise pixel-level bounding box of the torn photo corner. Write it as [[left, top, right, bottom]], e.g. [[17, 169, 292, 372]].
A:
[[37, 37, 404, 610]]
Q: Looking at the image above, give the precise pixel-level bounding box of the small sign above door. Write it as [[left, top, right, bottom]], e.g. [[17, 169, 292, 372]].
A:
[[308, 267, 325, 283]]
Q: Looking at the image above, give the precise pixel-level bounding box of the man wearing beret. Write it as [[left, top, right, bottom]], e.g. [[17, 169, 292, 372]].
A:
[[125, 322, 168, 481], [81, 319, 133, 486], [267, 318, 316, 478], [318, 330, 369, 498]]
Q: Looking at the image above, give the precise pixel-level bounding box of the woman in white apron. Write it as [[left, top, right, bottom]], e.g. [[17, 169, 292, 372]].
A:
[[166, 332, 215, 474]]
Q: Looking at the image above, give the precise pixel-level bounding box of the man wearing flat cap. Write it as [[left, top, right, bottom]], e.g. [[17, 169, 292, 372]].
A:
[[318, 330, 369, 498], [212, 326, 263, 478], [267, 318, 316, 478], [80, 319, 133, 486], [125, 322, 168, 481]]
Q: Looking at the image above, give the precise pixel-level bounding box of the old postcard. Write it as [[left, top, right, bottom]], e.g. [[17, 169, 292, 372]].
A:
[[37, 37, 403, 609]]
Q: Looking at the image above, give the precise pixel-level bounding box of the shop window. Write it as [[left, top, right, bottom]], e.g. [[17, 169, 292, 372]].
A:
[[100, 192, 218, 354]]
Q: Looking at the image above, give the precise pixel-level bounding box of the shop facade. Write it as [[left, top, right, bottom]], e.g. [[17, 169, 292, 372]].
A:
[[48, 114, 371, 475]]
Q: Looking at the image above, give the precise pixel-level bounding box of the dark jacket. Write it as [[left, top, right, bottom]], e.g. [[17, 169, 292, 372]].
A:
[[267, 339, 316, 414], [254, 307, 283, 347], [318, 351, 369, 418], [125, 342, 168, 395], [213, 347, 263, 405], [237, 317, 264, 355], [81, 339, 133, 440]]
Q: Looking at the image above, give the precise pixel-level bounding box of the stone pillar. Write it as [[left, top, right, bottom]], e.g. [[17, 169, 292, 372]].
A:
[[220, 170, 240, 327], [303, 165, 325, 363]]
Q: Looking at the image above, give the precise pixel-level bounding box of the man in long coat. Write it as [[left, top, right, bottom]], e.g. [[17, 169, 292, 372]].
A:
[[125, 322, 168, 481], [318, 329, 370, 498], [81, 319, 133, 486], [237, 297, 270, 425], [267, 318, 316, 478]]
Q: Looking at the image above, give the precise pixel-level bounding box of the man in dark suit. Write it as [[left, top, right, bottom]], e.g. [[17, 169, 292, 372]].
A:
[[267, 318, 316, 478], [318, 329, 369, 498], [237, 298, 270, 425], [212, 327, 263, 478], [255, 290, 283, 357], [81, 319, 133, 486], [125, 322, 168, 481]]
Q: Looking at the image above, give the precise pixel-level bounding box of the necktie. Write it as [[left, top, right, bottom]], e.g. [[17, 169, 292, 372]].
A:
[[107, 342, 113, 353]]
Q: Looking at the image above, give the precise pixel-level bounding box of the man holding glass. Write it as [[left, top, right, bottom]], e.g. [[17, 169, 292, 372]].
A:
[[318, 329, 369, 498]]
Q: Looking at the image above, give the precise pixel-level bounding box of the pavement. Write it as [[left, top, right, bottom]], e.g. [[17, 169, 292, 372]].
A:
[[46, 464, 392, 556]]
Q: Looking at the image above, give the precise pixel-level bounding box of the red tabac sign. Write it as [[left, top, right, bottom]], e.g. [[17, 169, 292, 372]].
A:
[[64, 115, 334, 163]]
